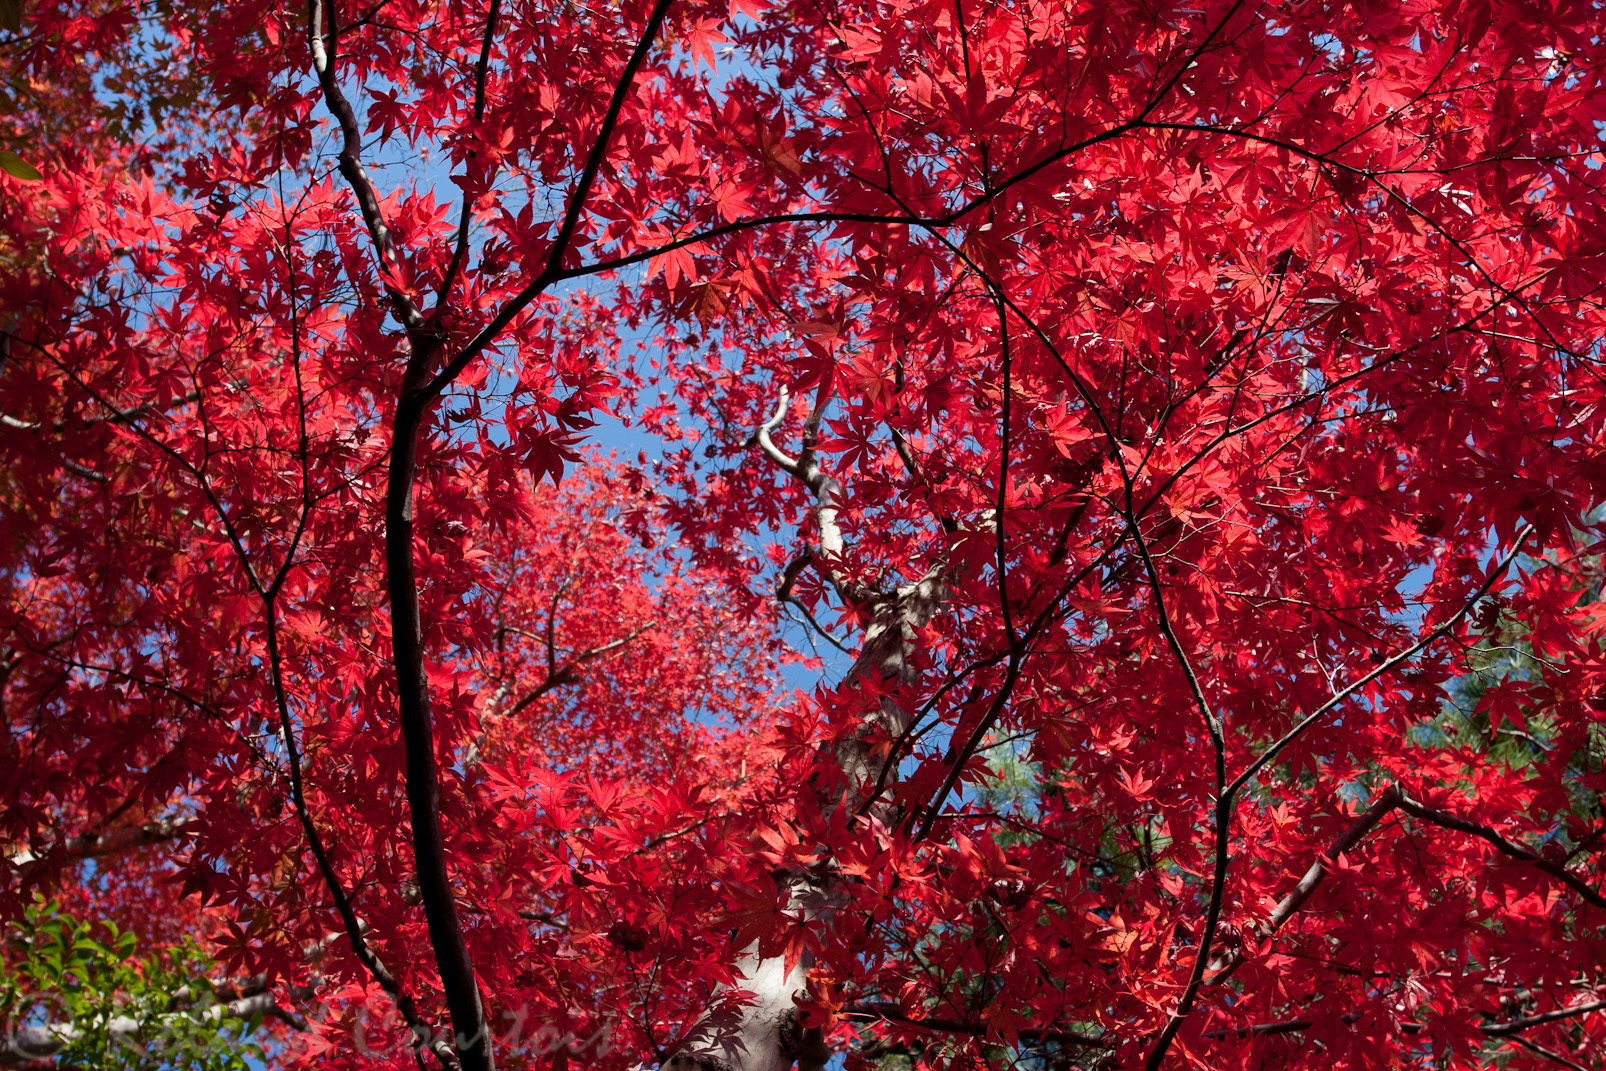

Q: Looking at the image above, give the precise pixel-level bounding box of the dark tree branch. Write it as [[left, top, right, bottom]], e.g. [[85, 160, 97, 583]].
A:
[[1122, 471, 1227, 1071], [308, 0, 425, 333], [843, 1003, 1108, 1048], [1203, 999, 1604, 1069], [1229, 528, 1534, 799], [371, 8, 683, 1069], [1198, 784, 1606, 1043], [776, 554, 852, 655], [1135, 120, 1586, 359], [422, 0, 679, 402], [384, 391, 493, 1071], [437, 0, 502, 307], [434, 0, 1254, 401], [1505, 1035, 1593, 1071], [1144, 529, 1535, 1064], [1484, 999, 1606, 1037], [263, 603, 460, 1070], [0, 388, 201, 434], [505, 624, 656, 715], [1395, 790, 1606, 910]]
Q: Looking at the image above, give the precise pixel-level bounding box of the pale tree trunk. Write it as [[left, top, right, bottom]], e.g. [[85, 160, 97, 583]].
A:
[[663, 572, 947, 1071], [663, 918, 828, 1071], [5, 814, 193, 872], [662, 388, 953, 1071]]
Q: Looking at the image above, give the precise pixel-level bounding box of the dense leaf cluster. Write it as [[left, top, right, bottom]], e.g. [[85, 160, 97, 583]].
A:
[[2, 0, 1605, 1068]]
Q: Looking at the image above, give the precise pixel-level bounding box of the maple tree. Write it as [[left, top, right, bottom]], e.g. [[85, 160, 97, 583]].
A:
[[4, 0, 1606, 1068]]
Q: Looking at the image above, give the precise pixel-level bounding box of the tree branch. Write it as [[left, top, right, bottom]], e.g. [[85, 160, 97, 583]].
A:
[[1143, 529, 1537, 1062], [748, 385, 800, 474], [0, 988, 308, 1069], [1505, 1035, 1593, 1071], [1200, 781, 1606, 1039], [369, 8, 683, 1069], [437, 0, 502, 307], [309, 0, 424, 332], [1228, 527, 1534, 800], [61, 815, 194, 860], [504, 624, 656, 715], [1262, 784, 1406, 935], [263, 603, 460, 1070], [1484, 999, 1606, 1037], [842, 1003, 1109, 1048], [422, 0, 679, 402], [1203, 999, 1604, 1069], [1127, 487, 1226, 1071], [383, 397, 492, 1071], [750, 383, 870, 607], [1394, 790, 1606, 910], [776, 554, 852, 655]]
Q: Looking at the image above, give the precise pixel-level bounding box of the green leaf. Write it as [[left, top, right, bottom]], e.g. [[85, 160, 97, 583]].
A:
[[0, 149, 43, 182]]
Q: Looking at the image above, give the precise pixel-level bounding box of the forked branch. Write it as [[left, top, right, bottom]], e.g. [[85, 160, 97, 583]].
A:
[[504, 623, 657, 715], [748, 383, 869, 606]]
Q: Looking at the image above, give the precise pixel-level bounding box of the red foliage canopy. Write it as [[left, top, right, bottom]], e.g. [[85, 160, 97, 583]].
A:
[[3, 0, 1606, 1069]]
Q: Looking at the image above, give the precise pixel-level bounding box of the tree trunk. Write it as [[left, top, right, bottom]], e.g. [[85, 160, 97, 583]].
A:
[[663, 575, 947, 1071]]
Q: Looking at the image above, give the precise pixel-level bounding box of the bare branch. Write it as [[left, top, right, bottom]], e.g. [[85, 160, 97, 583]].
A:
[[751, 389, 869, 643], [750, 383, 867, 605], [795, 389, 853, 578], [505, 624, 657, 715], [748, 384, 799, 474]]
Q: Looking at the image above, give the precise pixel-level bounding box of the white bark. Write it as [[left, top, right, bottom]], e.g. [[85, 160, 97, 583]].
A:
[[664, 879, 831, 1071], [7, 815, 193, 869], [828, 575, 947, 812], [661, 564, 946, 1071], [659, 394, 955, 1071], [0, 1023, 78, 1067]]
